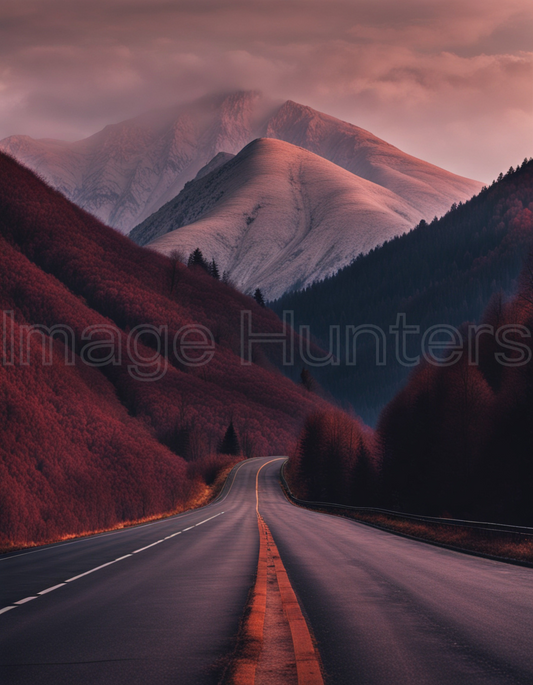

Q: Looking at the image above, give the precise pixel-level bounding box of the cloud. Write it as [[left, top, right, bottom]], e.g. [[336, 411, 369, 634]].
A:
[[0, 0, 531, 180]]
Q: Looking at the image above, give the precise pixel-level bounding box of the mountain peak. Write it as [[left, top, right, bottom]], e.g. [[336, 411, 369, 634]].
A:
[[0, 92, 481, 233], [132, 137, 430, 298], [279, 99, 316, 115]]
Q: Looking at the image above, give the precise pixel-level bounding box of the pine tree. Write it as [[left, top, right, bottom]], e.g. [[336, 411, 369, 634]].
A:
[[254, 288, 266, 307], [218, 421, 241, 455], [188, 248, 208, 271], [210, 259, 220, 279]]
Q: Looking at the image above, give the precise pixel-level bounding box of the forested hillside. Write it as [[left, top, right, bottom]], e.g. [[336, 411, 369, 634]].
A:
[[287, 168, 533, 524], [273, 159, 533, 424], [378, 248, 533, 523], [0, 152, 326, 549]]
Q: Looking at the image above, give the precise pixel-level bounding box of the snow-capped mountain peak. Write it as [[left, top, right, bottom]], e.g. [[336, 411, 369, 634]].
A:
[[0, 91, 481, 234], [131, 137, 448, 299]]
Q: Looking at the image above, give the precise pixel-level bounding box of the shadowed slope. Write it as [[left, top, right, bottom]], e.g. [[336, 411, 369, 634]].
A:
[[0, 152, 327, 548], [273, 160, 533, 423]]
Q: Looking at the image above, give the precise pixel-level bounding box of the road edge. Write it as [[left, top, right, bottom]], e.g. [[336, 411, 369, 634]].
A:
[[279, 461, 533, 570]]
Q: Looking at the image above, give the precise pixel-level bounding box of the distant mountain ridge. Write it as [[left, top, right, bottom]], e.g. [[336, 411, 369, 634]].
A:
[[0, 91, 481, 234], [265, 100, 481, 218], [0, 92, 268, 233]]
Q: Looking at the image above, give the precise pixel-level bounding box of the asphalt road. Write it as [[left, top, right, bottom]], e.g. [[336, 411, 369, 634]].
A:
[[1, 457, 533, 685], [258, 460, 533, 685], [0, 458, 264, 685]]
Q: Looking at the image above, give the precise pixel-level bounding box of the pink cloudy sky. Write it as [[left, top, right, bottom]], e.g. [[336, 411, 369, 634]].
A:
[[0, 0, 531, 182]]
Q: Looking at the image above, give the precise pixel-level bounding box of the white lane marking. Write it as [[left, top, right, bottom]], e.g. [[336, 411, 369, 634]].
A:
[[195, 512, 224, 526], [0, 498, 226, 562], [0, 606, 17, 615], [38, 584, 65, 595], [132, 512, 223, 551], [132, 540, 163, 554], [65, 561, 116, 582], [2, 510, 227, 616]]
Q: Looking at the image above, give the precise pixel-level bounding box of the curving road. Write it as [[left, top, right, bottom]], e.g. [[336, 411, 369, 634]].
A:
[[1, 458, 533, 684]]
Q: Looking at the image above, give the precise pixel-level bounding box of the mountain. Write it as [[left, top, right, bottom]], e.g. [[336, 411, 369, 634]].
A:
[[288, 228, 533, 524], [265, 100, 482, 220], [273, 159, 533, 424], [0, 92, 269, 233], [0, 151, 327, 549], [0, 91, 481, 234], [131, 138, 428, 299]]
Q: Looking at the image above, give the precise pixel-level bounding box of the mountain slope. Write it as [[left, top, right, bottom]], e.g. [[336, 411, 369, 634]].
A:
[[0, 92, 482, 233], [131, 138, 427, 298], [286, 164, 533, 526], [273, 160, 533, 424], [0, 151, 327, 549], [0, 92, 268, 233], [266, 100, 482, 220]]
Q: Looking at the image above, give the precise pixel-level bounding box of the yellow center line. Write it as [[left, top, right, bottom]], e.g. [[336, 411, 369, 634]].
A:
[[254, 458, 324, 685], [255, 458, 284, 515]]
